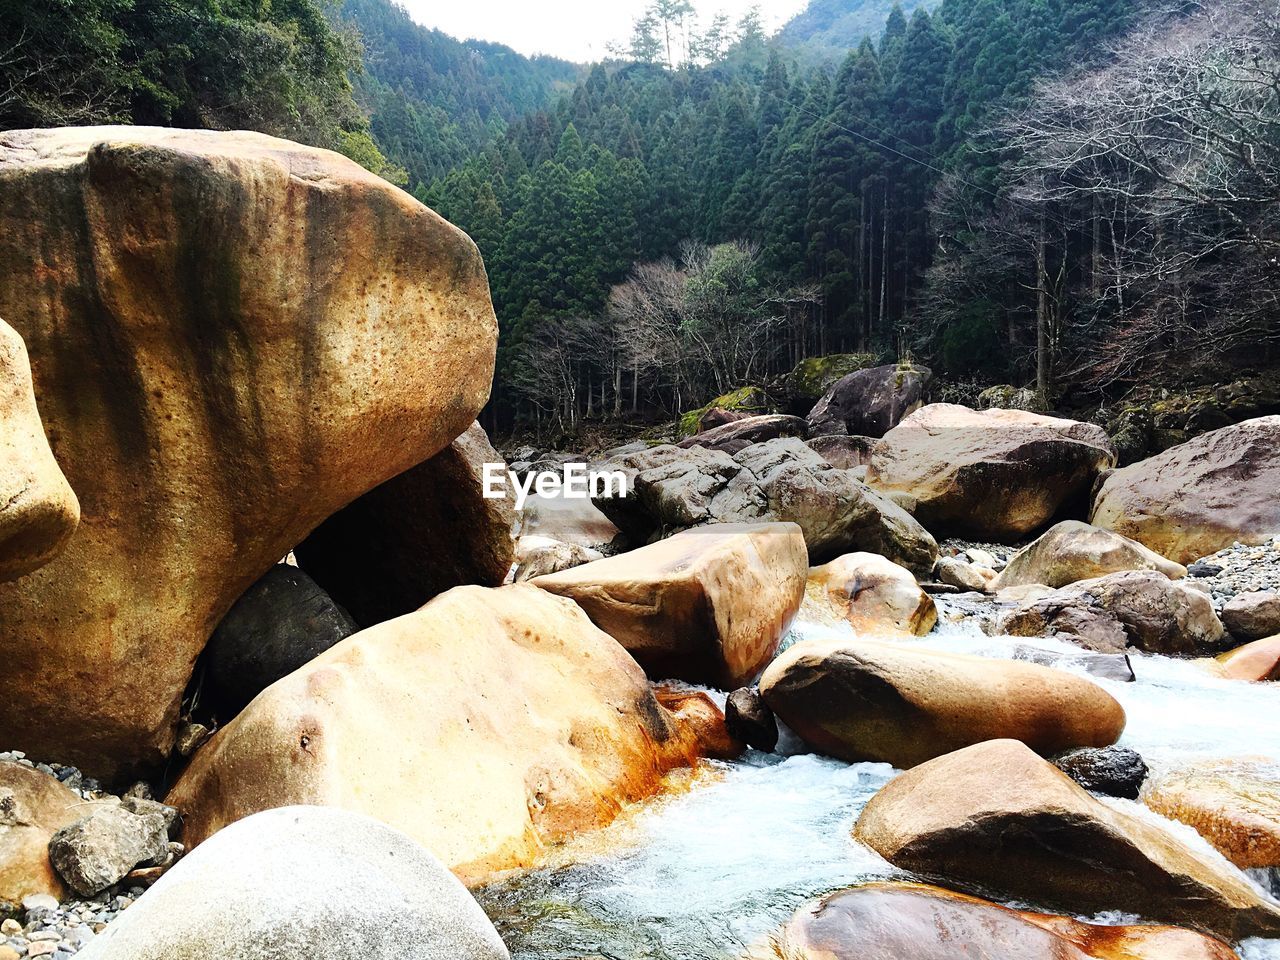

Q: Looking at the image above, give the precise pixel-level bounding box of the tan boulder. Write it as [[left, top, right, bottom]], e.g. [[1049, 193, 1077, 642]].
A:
[[996, 520, 1187, 589], [1144, 759, 1280, 869], [0, 318, 78, 581], [866, 404, 1116, 542], [0, 761, 85, 902], [165, 584, 702, 885], [803, 552, 936, 636], [1091, 417, 1280, 564], [533, 523, 807, 688], [759, 638, 1124, 768], [0, 127, 496, 777], [854, 739, 1280, 940], [759, 882, 1238, 960], [936, 555, 996, 592], [1000, 570, 1226, 655], [654, 688, 744, 760], [1210, 635, 1280, 681], [295, 423, 516, 627]]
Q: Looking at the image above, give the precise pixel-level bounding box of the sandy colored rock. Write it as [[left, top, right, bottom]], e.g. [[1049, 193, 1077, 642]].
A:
[[1210, 635, 1280, 681], [1222, 591, 1280, 643], [76, 806, 510, 960], [936, 556, 996, 592], [296, 423, 516, 627], [1144, 759, 1280, 869], [803, 552, 937, 636], [165, 584, 703, 885], [0, 317, 78, 581], [854, 739, 1280, 940], [996, 520, 1187, 589], [653, 688, 743, 760], [867, 404, 1116, 542], [759, 638, 1124, 768], [1000, 570, 1226, 655], [0, 127, 496, 777], [534, 523, 806, 688], [0, 761, 86, 902], [760, 882, 1238, 960], [1091, 417, 1280, 564]]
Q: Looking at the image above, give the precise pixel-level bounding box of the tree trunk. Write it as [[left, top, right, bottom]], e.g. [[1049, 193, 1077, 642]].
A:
[[1036, 209, 1052, 398]]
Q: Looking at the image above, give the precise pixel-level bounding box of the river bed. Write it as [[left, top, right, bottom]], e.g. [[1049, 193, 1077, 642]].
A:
[[477, 610, 1280, 960]]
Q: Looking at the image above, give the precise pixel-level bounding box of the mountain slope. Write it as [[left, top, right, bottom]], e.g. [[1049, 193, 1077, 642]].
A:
[[777, 0, 943, 59]]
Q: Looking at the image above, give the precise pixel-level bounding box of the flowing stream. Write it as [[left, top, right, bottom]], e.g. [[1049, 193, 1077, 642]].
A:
[[476, 608, 1280, 960]]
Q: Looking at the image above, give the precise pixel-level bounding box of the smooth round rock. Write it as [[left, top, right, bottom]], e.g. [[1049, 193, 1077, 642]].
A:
[[76, 806, 510, 960]]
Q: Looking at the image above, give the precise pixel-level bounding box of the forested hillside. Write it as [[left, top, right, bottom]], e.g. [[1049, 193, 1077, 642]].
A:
[[0, 0, 401, 179], [777, 0, 940, 60], [333, 0, 583, 185], [409, 0, 1158, 431]]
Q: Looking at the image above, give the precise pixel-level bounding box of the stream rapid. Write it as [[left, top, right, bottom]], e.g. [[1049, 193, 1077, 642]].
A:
[[477, 608, 1280, 960]]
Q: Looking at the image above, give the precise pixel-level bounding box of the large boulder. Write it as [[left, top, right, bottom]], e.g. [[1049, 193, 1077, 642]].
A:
[[0, 318, 79, 581], [0, 761, 83, 902], [1090, 417, 1280, 564], [866, 404, 1116, 542], [996, 520, 1187, 590], [677, 387, 767, 438], [807, 362, 933, 438], [76, 806, 509, 960], [854, 739, 1280, 940], [759, 637, 1124, 768], [0, 128, 496, 778], [805, 434, 876, 470], [1000, 570, 1227, 655], [165, 584, 704, 885], [533, 523, 807, 688], [593, 439, 938, 574], [769, 353, 876, 415], [676, 414, 808, 455], [200, 565, 358, 723], [803, 552, 937, 636], [1222, 591, 1280, 643], [1144, 759, 1280, 870], [296, 423, 516, 627], [762, 882, 1237, 960]]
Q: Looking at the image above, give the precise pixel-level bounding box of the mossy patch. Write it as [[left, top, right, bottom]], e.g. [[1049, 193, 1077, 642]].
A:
[[778, 353, 878, 405], [677, 386, 768, 438]]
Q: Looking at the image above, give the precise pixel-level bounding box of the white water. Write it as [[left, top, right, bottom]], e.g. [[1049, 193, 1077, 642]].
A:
[[478, 608, 1280, 960]]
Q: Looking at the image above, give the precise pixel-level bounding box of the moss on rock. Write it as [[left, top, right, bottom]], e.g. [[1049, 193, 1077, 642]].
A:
[[677, 386, 768, 438]]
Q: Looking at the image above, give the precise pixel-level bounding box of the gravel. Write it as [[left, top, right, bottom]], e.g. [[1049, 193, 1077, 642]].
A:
[[0, 751, 160, 957], [1181, 536, 1280, 609]]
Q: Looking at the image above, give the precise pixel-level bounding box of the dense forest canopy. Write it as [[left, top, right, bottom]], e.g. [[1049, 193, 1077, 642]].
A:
[[3, 0, 1276, 438]]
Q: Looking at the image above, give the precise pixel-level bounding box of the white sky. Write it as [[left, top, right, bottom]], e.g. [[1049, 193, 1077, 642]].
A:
[[397, 0, 809, 63]]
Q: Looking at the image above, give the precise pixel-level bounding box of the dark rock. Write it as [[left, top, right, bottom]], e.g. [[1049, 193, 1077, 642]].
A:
[[48, 805, 170, 897], [724, 688, 778, 752], [1053, 746, 1149, 799], [698, 407, 752, 432], [296, 422, 517, 627], [769, 353, 877, 415], [677, 414, 809, 455], [805, 435, 877, 470], [201, 565, 358, 722], [1188, 561, 1225, 578], [807, 362, 933, 439], [1010, 645, 1136, 683]]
